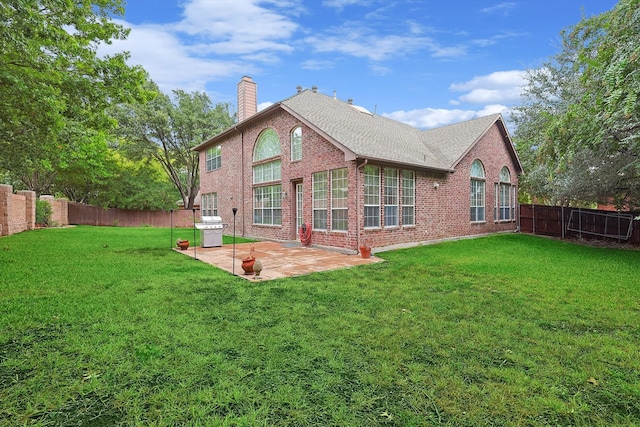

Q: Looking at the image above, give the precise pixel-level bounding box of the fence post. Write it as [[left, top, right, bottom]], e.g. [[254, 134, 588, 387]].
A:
[[561, 205, 564, 240], [532, 204, 536, 235]]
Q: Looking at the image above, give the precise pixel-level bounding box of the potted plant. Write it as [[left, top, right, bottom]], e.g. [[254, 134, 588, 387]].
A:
[[176, 238, 190, 250], [241, 244, 256, 274], [359, 240, 372, 259]]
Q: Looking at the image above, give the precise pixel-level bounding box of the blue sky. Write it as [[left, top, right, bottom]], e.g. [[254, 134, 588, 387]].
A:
[[106, 0, 618, 131]]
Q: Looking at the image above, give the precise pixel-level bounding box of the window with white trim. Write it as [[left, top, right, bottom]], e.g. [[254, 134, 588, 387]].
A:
[[402, 170, 415, 226], [253, 129, 282, 225], [364, 165, 380, 228], [384, 168, 398, 227], [201, 192, 217, 217], [495, 166, 513, 221], [470, 160, 485, 222], [331, 168, 348, 231], [291, 126, 302, 162], [312, 171, 327, 230], [206, 145, 221, 171], [253, 185, 281, 225]]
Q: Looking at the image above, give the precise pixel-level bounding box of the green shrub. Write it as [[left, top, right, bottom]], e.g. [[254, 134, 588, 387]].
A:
[[35, 199, 52, 226]]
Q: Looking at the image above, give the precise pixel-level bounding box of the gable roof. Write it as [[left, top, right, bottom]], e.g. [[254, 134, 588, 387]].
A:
[[195, 89, 523, 174]]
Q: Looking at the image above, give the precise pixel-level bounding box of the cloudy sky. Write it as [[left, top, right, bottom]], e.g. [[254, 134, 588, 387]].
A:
[[104, 0, 618, 131]]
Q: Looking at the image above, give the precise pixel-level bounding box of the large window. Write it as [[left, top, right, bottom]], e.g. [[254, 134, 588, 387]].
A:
[[291, 126, 302, 161], [253, 129, 282, 225], [253, 160, 282, 183], [312, 172, 327, 230], [253, 185, 281, 226], [364, 165, 380, 228], [402, 170, 415, 226], [331, 168, 348, 231], [201, 192, 217, 217], [470, 160, 485, 222], [496, 166, 513, 221], [206, 145, 221, 171], [384, 168, 398, 227]]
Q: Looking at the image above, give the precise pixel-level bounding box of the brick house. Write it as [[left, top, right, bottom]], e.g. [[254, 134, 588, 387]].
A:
[[195, 76, 523, 253]]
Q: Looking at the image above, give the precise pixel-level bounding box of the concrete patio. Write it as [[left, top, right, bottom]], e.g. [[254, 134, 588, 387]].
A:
[[174, 241, 383, 280]]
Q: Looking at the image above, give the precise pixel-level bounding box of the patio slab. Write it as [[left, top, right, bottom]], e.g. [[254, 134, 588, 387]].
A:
[[174, 241, 383, 280]]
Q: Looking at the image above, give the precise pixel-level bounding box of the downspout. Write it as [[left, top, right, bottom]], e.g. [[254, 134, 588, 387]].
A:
[[241, 129, 245, 236], [356, 159, 368, 253]]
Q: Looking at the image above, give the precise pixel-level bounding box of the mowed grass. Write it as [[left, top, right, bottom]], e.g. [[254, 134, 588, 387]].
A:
[[0, 226, 639, 426]]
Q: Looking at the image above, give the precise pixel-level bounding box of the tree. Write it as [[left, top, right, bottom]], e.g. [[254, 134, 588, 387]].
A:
[[0, 0, 149, 193], [113, 84, 235, 209], [513, 0, 640, 209]]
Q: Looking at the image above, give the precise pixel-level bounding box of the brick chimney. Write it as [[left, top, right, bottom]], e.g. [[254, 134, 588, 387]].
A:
[[237, 76, 257, 122]]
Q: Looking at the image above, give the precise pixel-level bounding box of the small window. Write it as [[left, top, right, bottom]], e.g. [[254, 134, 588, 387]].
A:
[[206, 145, 221, 171], [201, 192, 217, 216], [470, 160, 485, 222], [291, 127, 302, 161]]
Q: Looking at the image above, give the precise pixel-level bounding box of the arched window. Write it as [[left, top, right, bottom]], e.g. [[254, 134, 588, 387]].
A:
[[254, 128, 281, 161], [291, 126, 302, 161], [253, 129, 282, 226], [497, 166, 513, 221], [470, 160, 485, 222]]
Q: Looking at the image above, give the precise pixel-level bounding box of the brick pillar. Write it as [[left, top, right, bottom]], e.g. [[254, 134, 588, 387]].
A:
[[0, 184, 10, 236], [19, 190, 36, 231]]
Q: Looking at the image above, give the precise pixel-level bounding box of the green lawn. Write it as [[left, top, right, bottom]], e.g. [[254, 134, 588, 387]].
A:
[[1, 226, 639, 426]]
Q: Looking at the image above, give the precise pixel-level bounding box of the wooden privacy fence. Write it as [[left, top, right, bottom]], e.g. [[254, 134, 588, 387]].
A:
[[519, 204, 640, 245], [68, 202, 196, 228]]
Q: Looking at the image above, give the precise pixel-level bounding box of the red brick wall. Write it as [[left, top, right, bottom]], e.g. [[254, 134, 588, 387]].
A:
[[199, 110, 519, 251], [0, 184, 35, 236]]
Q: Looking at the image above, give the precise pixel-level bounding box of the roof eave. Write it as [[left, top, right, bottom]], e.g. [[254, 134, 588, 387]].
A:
[[355, 156, 454, 173]]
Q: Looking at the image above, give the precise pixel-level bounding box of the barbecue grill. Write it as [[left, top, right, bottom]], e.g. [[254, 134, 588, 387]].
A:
[[195, 215, 224, 247]]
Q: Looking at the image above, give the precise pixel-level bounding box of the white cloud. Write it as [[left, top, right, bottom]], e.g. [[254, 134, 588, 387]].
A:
[[383, 108, 478, 129], [305, 25, 464, 61], [449, 70, 526, 105], [301, 59, 336, 70], [480, 2, 516, 15], [258, 101, 274, 112], [173, 0, 298, 55], [98, 0, 303, 96], [323, 0, 372, 8], [101, 21, 249, 94], [383, 104, 514, 131]]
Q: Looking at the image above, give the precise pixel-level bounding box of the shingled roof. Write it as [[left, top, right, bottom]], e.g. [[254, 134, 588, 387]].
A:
[[196, 89, 522, 173]]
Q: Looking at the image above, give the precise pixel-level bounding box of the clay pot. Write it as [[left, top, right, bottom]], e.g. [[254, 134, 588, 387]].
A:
[[359, 247, 371, 259], [241, 257, 255, 275], [178, 240, 190, 250]]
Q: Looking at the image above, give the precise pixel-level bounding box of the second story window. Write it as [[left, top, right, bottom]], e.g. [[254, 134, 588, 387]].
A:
[[206, 145, 221, 171], [291, 126, 302, 161]]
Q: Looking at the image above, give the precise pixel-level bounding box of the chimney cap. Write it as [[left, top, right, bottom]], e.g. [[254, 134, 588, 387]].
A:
[[348, 98, 353, 105], [312, 86, 318, 93], [297, 85, 302, 93]]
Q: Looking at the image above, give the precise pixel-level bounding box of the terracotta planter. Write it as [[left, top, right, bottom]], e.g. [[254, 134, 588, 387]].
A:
[[241, 257, 255, 275], [177, 240, 190, 250], [359, 247, 371, 259]]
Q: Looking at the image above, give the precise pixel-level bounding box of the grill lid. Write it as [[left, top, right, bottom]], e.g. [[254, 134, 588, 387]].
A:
[[201, 215, 222, 224]]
